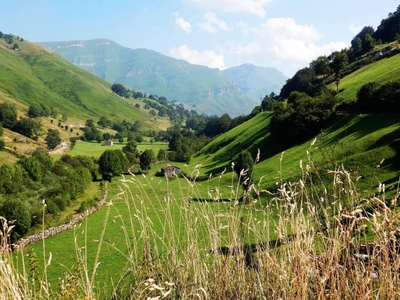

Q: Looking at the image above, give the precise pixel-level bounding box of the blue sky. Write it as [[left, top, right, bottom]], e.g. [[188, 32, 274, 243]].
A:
[[1, 0, 398, 76]]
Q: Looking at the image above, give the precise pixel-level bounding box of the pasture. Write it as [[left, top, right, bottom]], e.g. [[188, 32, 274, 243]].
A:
[[19, 169, 273, 298], [8, 158, 400, 299], [52, 139, 169, 160]]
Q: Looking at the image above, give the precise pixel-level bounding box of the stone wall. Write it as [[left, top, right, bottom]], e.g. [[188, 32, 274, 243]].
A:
[[11, 182, 108, 251]]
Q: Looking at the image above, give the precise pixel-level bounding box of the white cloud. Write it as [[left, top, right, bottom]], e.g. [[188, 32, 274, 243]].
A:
[[229, 42, 262, 56], [349, 23, 363, 35], [169, 45, 226, 69], [198, 11, 229, 33], [253, 18, 348, 68], [175, 17, 192, 34], [183, 0, 272, 17], [257, 18, 322, 42]]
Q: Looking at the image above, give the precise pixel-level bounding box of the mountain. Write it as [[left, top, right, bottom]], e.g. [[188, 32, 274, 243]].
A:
[[221, 63, 287, 101], [0, 37, 172, 132], [38, 39, 287, 116]]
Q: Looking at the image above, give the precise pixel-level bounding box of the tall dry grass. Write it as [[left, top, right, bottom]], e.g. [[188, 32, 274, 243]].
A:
[[1, 151, 400, 299]]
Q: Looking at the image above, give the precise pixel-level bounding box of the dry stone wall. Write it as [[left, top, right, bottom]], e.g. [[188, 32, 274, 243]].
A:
[[12, 182, 108, 250]]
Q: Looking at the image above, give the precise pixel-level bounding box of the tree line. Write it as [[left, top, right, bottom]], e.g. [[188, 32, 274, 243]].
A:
[[254, 5, 400, 149]]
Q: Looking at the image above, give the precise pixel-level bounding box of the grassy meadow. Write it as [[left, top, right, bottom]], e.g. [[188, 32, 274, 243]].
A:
[[3, 153, 400, 299], [336, 53, 400, 103], [51, 140, 169, 161], [191, 111, 400, 195], [1, 107, 400, 299]]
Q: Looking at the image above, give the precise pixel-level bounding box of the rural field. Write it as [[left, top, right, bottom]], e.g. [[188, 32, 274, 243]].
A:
[[52, 139, 169, 160], [4, 146, 399, 299]]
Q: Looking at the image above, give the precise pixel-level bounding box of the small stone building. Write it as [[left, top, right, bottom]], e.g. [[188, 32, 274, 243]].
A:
[[14, 135, 27, 142], [102, 140, 113, 146], [159, 165, 181, 178]]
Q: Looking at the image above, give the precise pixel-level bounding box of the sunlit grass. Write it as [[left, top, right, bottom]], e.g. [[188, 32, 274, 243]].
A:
[[2, 147, 400, 299]]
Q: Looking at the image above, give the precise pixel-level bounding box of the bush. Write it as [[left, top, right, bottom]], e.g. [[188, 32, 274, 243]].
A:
[[53, 196, 69, 211], [0, 198, 31, 242], [78, 198, 95, 213]]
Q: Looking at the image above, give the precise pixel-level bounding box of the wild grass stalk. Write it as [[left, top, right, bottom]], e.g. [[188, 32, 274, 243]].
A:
[[1, 148, 400, 299]]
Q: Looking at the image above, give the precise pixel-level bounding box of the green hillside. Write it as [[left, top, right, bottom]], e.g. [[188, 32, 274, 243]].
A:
[[191, 50, 400, 191], [0, 38, 171, 130], [336, 50, 400, 103]]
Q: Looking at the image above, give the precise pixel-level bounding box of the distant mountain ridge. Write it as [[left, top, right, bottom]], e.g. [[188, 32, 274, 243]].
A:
[[38, 39, 287, 116]]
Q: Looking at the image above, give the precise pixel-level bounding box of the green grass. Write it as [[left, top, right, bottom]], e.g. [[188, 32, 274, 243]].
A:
[[188, 111, 400, 195], [51, 140, 169, 160], [21, 171, 272, 297], [10, 154, 400, 299], [0, 39, 172, 132], [336, 53, 400, 103]]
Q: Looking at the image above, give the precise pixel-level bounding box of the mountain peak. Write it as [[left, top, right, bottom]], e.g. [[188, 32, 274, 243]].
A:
[[37, 39, 287, 116]]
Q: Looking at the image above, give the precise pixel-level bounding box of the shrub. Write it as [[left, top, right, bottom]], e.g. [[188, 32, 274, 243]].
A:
[[0, 198, 31, 242], [78, 198, 95, 213]]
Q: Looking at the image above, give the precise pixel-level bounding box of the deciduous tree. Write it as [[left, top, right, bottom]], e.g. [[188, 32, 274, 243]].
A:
[[45, 129, 61, 150]]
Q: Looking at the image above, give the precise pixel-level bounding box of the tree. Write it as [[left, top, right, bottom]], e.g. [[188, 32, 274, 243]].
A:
[[351, 26, 375, 54], [28, 104, 43, 117], [373, 6, 400, 43], [98, 149, 128, 181], [270, 91, 335, 146], [0, 163, 14, 193], [309, 56, 331, 76], [0, 198, 31, 242], [82, 126, 102, 142], [18, 157, 42, 182], [0, 122, 3, 136], [45, 129, 61, 150], [330, 50, 349, 91], [157, 149, 167, 162], [13, 117, 42, 139], [124, 140, 138, 153], [280, 67, 316, 99], [32, 148, 54, 172], [140, 149, 154, 172], [0, 102, 17, 128], [97, 116, 111, 128], [85, 119, 95, 127], [351, 37, 363, 54], [362, 34, 375, 52], [111, 83, 129, 97]]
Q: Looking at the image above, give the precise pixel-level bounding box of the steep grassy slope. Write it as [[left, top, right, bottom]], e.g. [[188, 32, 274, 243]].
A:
[[0, 38, 171, 130], [190, 111, 400, 195], [192, 50, 400, 186], [336, 52, 400, 103]]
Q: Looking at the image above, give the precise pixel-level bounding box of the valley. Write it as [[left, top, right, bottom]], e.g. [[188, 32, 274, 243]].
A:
[[1, 6, 400, 298]]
